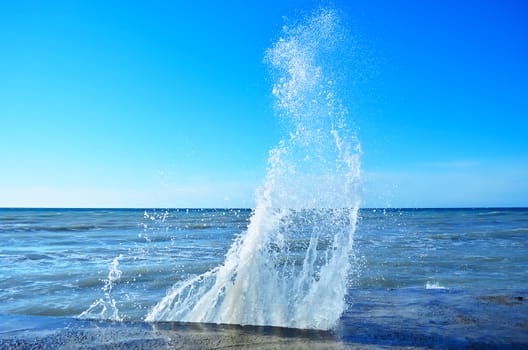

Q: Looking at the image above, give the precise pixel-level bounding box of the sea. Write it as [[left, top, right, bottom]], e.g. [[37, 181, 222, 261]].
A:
[[1, 207, 527, 348]]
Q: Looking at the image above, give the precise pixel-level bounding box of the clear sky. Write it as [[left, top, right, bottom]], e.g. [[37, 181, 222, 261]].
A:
[[1, 0, 527, 208]]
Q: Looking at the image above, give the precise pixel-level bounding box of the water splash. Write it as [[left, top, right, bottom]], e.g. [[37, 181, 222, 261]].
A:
[[146, 8, 361, 330], [79, 254, 124, 321]]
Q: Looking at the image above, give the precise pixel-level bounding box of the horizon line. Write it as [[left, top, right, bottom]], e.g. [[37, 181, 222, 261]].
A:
[[1, 206, 527, 210]]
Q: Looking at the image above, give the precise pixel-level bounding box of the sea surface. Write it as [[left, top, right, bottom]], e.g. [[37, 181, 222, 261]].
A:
[[1, 207, 527, 348]]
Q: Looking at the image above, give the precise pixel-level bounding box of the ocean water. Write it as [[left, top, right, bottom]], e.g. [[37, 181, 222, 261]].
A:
[[1, 207, 527, 312], [1, 207, 527, 347]]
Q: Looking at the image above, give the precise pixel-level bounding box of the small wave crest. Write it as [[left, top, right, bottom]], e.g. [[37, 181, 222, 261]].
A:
[[425, 281, 448, 290]]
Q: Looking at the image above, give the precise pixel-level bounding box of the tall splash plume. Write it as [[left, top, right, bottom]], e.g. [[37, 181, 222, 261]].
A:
[[146, 8, 361, 330]]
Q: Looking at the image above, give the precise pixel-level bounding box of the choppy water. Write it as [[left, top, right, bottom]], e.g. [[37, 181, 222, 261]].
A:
[[1, 207, 527, 322], [356, 208, 528, 290]]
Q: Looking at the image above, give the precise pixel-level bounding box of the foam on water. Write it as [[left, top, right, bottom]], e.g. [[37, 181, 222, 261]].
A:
[[425, 281, 448, 290], [146, 8, 361, 330]]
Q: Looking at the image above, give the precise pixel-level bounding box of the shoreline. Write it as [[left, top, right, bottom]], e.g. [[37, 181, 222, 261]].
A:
[[2, 288, 527, 349], [0, 314, 391, 350]]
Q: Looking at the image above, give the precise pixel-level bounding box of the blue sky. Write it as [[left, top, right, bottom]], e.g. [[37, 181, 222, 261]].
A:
[[1, 0, 527, 208]]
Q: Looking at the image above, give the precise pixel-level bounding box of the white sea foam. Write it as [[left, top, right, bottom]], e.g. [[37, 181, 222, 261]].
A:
[[425, 281, 448, 290], [146, 8, 361, 330]]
